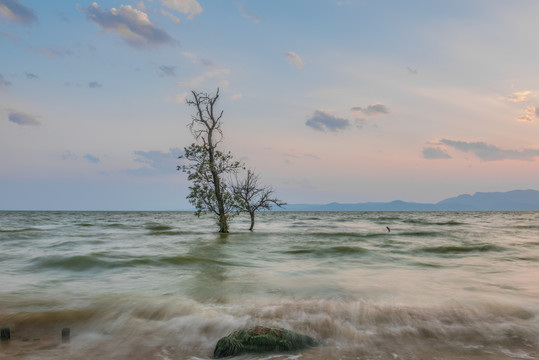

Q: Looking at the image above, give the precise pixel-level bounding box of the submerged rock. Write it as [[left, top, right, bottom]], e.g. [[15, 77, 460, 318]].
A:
[[213, 326, 319, 358]]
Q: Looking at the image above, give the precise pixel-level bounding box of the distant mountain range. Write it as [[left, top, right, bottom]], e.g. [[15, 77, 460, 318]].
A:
[[279, 189, 539, 211]]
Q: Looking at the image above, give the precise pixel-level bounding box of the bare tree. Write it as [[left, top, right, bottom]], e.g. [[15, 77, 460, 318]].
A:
[[232, 169, 286, 231], [178, 88, 243, 233]]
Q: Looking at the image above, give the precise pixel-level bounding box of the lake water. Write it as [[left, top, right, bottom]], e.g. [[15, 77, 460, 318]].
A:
[[1, 211, 538, 359]]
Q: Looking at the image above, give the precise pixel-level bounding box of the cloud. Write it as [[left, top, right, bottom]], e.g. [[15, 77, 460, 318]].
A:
[[124, 148, 184, 176], [181, 51, 214, 67], [177, 68, 230, 88], [200, 58, 214, 67], [230, 93, 242, 100], [158, 65, 177, 77], [181, 51, 195, 60], [176, 75, 205, 88], [160, 8, 180, 24], [84, 154, 100, 163], [164, 92, 188, 103], [88, 81, 102, 88], [136, 1, 146, 11], [25, 72, 38, 79], [160, 0, 202, 19], [236, 3, 262, 24], [7, 111, 41, 126], [0, 0, 37, 25], [351, 103, 390, 117], [284, 51, 304, 69], [0, 73, 12, 89], [204, 68, 230, 78], [1, 30, 19, 42], [516, 106, 539, 123], [422, 147, 451, 159], [440, 139, 539, 162], [305, 110, 350, 132], [80, 2, 174, 49], [61, 151, 77, 160], [407, 66, 418, 75], [29, 44, 74, 59], [505, 90, 531, 103]]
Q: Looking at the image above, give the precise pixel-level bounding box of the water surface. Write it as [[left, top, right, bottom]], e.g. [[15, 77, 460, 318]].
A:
[[1, 211, 538, 359]]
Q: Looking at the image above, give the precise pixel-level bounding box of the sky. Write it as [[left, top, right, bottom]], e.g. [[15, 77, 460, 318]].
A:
[[1, 0, 538, 210]]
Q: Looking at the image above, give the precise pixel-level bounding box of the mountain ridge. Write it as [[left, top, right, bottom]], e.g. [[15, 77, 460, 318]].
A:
[[278, 189, 539, 211]]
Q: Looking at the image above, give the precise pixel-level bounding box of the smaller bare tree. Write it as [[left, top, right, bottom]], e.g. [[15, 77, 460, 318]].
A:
[[232, 169, 286, 231]]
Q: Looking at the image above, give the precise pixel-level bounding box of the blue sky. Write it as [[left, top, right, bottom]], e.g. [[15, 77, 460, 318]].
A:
[[1, 0, 538, 210]]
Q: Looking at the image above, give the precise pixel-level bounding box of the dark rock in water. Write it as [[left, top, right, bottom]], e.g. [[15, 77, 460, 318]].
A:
[[213, 326, 319, 358], [1, 327, 10, 341], [61, 327, 70, 341]]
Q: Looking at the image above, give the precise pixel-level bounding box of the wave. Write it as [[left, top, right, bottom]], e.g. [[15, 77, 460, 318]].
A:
[[1, 297, 536, 360], [76, 223, 94, 227], [148, 230, 202, 236], [145, 223, 174, 231], [105, 223, 132, 229], [0, 227, 38, 233], [400, 230, 443, 237], [411, 261, 444, 268], [420, 244, 506, 254], [285, 246, 368, 257], [402, 219, 465, 226], [129, 255, 236, 267], [305, 231, 385, 239], [26, 254, 237, 272], [434, 220, 465, 226], [516, 225, 539, 230]]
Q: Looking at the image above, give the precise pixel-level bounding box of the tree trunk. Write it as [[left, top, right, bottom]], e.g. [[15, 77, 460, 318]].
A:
[[249, 211, 255, 231], [208, 132, 228, 233], [218, 213, 229, 233]]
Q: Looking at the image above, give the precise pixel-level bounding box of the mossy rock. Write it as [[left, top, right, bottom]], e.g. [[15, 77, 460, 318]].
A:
[[213, 326, 319, 358]]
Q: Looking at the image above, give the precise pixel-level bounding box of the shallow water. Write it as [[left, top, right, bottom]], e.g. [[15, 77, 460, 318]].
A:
[[0, 211, 538, 359]]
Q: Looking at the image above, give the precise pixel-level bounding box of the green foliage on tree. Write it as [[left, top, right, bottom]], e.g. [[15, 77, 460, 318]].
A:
[[178, 89, 243, 233]]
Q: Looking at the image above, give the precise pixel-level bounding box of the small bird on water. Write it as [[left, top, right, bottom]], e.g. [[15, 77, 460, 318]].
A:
[[386, 226, 391, 233]]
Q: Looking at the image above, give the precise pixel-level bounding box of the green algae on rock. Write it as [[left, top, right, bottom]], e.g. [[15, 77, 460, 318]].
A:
[[213, 326, 319, 358]]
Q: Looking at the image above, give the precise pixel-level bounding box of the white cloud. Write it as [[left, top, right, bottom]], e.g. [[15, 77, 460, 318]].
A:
[[0, 0, 37, 25], [231, 93, 243, 100], [164, 92, 188, 103], [504, 90, 531, 103], [204, 68, 230, 78], [177, 68, 230, 88], [160, 8, 180, 24], [176, 75, 205, 88], [284, 51, 305, 69], [80, 2, 174, 49], [160, 0, 202, 19], [136, 1, 146, 11], [236, 3, 262, 24], [181, 51, 196, 60], [181, 51, 214, 67], [516, 106, 539, 123]]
